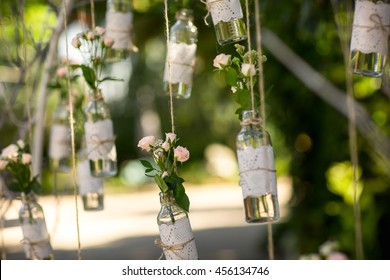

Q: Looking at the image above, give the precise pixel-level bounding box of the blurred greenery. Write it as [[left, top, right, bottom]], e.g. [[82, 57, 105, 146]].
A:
[[1, 0, 390, 259]]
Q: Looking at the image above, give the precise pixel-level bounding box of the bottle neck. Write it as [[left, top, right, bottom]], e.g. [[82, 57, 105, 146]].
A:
[[21, 192, 36, 204], [176, 9, 194, 22], [159, 191, 175, 206], [89, 89, 104, 102]]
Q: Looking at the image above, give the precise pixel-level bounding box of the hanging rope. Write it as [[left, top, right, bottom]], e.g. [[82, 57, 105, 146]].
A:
[[63, 0, 82, 260], [331, 0, 364, 260], [251, 0, 275, 260], [244, 0, 255, 113], [164, 0, 175, 134], [90, 0, 96, 30]]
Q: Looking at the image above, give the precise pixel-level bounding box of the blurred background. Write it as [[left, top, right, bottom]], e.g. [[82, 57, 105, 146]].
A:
[[0, 0, 389, 260]]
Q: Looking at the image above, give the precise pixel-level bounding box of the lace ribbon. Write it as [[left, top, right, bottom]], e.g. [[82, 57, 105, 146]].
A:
[[200, 0, 223, 26], [155, 237, 195, 260], [20, 237, 51, 259]]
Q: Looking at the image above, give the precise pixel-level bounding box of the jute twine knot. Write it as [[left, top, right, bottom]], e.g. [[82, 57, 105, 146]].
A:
[[155, 237, 195, 260], [354, 13, 390, 35], [88, 134, 116, 157], [200, 0, 223, 26]]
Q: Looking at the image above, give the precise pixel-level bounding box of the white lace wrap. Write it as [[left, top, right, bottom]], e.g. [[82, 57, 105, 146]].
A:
[[105, 11, 133, 50], [350, 0, 390, 55], [77, 159, 104, 195], [84, 119, 116, 161], [49, 124, 70, 160], [21, 218, 53, 259], [237, 146, 277, 198], [158, 218, 198, 260], [207, 0, 244, 25], [164, 43, 197, 85]]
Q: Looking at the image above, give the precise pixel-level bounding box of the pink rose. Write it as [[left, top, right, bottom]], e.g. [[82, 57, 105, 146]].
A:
[[0, 159, 8, 170], [174, 146, 190, 162], [22, 153, 32, 164], [103, 37, 114, 48], [56, 67, 67, 78], [213, 53, 231, 69], [1, 144, 18, 159], [95, 26, 105, 36], [165, 133, 176, 143], [161, 142, 170, 151], [137, 136, 155, 151], [71, 37, 81, 48], [241, 63, 256, 77], [86, 31, 95, 40], [327, 252, 348, 260]]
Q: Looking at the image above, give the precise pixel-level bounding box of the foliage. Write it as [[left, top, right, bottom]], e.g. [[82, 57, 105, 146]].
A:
[[137, 133, 190, 212], [213, 44, 266, 119], [71, 26, 122, 91], [0, 140, 40, 194]]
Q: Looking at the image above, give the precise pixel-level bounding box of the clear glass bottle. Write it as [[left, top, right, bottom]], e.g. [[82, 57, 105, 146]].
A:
[[157, 191, 198, 260], [236, 110, 279, 223], [19, 192, 54, 260], [77, 143, 104, 211], [105, 0, 133, 62], [163, 8, 198, 99], [207, 0, 247, 45], [350, 0, 390, 77], [48, 99, 71, 172], [84, 89, 117, 177]]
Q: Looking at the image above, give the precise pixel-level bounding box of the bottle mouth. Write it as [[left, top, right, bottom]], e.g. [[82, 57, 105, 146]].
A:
[[176, 9, 194, 21]]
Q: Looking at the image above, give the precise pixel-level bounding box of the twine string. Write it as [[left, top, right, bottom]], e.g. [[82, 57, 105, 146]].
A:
[[90, 0, 95, 30], [244, 0, 255, 113], [155, 237, 195, 260], [164, 0, 175, 134], [63, 0, 82, 260], [354, 13, 390, 34], [200, 0, 223, 26]]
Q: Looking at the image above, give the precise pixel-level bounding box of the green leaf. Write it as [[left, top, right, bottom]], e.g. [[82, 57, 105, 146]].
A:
[[154, 175, 169, 193], [140, 159, 153, 169], [226, 68, 238, 87], [98, 77, 124, 83], [176, 192, 190, 212], [71, 65, 96, 89], [7, 181, 22, 193]]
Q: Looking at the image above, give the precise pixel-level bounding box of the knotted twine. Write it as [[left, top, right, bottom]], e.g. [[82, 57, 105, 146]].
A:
[[155, 237, 195, 260]]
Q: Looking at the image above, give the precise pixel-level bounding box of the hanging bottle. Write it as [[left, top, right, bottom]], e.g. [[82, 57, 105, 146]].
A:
[[236, 110, 279, 223], [163, 8, 198, 99], [206, 0, 247, 45], [105, 0, 133, 62], [48, 98, 71, 173], [84, 89, 117, 177], [156, 191, 198, 260], [350, 0, 390, 77], [77, 141, 104, 211], [19, 192, 54, 260]]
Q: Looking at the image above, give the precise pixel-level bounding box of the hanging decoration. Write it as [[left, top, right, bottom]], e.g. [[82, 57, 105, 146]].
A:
[[77, 139, 104, 211], [213, 44, 280, 223], [137, 134, 198, 259], [203, 0, 247, 45], [71, 26, 121, 177], [350, 0, 390, 77], [105, 0, 134, 62], [0, 140, 54, 260], [163, 8, 198, 99], [47, 62, 81, 173]]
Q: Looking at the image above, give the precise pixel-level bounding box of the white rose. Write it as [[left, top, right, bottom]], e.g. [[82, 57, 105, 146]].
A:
[[213, 54, 231, 69], [1, 144, 18, 159], [241, 63, 256, 77]]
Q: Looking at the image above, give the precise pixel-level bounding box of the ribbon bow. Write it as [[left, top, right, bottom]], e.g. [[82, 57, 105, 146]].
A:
[[155, 237, 195, 260]]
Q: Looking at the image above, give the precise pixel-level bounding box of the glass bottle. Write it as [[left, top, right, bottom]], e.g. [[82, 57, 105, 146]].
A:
[[163, 8, 198, 99], [236, 110, 279, 223], [19, 192, 54, 260], [105, 0, 133, 62], [207, 0, 247, 45], [84, 89, 117, 177], [157, 191, 198, 260], [48, 98, 71, 172], [77, 143, 104, 211], [350, 0, 390, 77]]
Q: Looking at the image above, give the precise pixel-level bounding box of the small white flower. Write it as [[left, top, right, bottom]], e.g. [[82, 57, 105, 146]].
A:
[[231, 86, 237, 94], [161, 142, 170, 151], [16, 139, 25, 149], [21, 153, 32, 164]]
